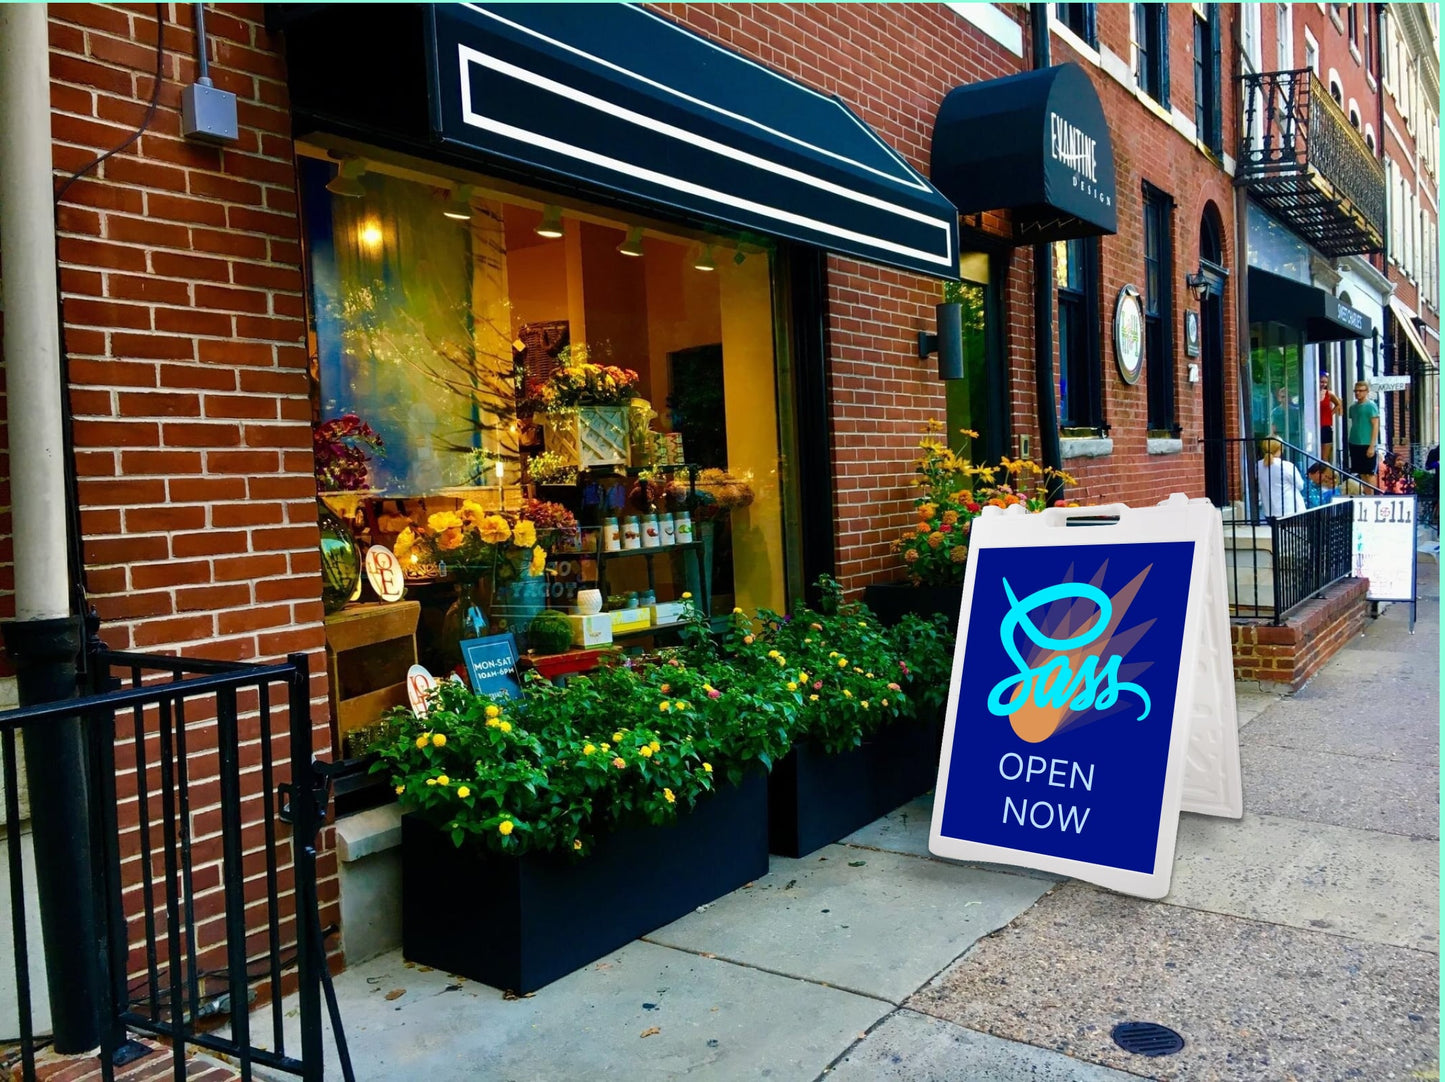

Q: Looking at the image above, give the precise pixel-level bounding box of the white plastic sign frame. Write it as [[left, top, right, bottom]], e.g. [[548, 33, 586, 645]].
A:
[[929, 495, 1238, 900]]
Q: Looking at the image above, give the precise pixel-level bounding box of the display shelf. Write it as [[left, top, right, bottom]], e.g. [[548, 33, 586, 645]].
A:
[[594, 540, 709, 617]]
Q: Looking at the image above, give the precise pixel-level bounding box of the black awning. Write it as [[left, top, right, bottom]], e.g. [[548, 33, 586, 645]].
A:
[[277, 3, 959, 278], [1248, 267, 1372, 343], [930, 64, 1117, 245]]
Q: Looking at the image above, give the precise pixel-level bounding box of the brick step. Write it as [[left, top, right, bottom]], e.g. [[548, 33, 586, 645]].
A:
[[4, 1038, 240, 1082]]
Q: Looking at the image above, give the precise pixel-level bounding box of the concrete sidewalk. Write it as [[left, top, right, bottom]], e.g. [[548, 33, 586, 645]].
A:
[[258, 564, 1439, 1081]]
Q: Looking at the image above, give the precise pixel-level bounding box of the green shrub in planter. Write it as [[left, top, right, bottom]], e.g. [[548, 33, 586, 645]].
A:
[[526, 609, 574, 654]]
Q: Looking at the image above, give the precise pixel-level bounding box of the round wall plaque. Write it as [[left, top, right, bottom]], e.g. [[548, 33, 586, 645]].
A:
[[1114, 285, 1144, 385]]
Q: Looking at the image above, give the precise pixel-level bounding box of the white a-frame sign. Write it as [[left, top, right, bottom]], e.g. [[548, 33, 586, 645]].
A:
[[929, 494, 1242, 899]]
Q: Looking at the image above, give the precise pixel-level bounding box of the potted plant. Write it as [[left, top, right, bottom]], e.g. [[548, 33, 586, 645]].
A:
[[702, 577, 954, 858], [864, 421, 1073, 637], [537, 345, 641, 468], [373, 626, 794, 993]]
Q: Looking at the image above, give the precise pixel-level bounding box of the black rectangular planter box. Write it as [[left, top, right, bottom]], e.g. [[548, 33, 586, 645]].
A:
[[768, 717, 944, 858], [401, 770, 768, 994]]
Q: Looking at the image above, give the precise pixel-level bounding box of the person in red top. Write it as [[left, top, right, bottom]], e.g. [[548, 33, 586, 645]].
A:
[[1319, 372, 1343, 466]]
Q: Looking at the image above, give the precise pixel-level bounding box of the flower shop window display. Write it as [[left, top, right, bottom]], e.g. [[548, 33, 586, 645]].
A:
[[314, 414, 386, 613], [393, 499, 576, 667], [535, 348, 641, 469], [375, 581, 951, 991]]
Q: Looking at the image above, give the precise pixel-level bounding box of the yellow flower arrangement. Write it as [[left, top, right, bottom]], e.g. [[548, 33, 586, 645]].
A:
[[394, 500, 563, 591]]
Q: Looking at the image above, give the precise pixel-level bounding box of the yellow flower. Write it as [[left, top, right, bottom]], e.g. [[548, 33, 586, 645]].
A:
[[809, 694, 819, 702], [437, 775, 449, 786], [499, 721, 512, 733], [798, 672, 810, 683], [659, 701, 672, 712], [663, 788, 676, 804], [681, 592, 692, 600], [573, 839, 583, 851], [639, 745, 654, 758], [743, 634, 755, 645], [431, 733, 447, 747], [601, 742, 611, 752], [612, 756, 626, 769], [425, 778, 437, 786], [394, 527, 415, 561], [583, 743, 596, 755], [394, 784, 404, 795], [649, 740, 661, 752], [843, 689, 853, 699], [786, 682, 798, 692], [512, 519, 537, 548], [498, 819, 514, 836], [437, 527, 464, 551], [733, 607, 744, 615], [415, 734, 429, 749], [862, 701, 870, 709], [838, 658, 849, 668], [866, 672, 874, 679], [485, 719, 500, 729], [479, 515, 512, 544], [858, 621, 867, 628], [427, 511, 461, 533], [829, 651, 839, 658], [613, 731, 625, 743], [529, 545, 546, 576], [767, 649, 780, 659], [485, 704, 501, 719], [702, 762, 712, 773], [457, 786, 471, 799], [674, 701, 689, 712]]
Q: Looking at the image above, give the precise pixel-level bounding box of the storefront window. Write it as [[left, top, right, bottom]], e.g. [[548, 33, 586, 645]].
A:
[[301, 153, 793, 619], [944, 253, 992, 465], [1250, 323, 1306, 451]]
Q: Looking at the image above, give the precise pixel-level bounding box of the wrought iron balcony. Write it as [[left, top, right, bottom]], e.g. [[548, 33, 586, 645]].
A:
[[1237, 70, 1386, 257]]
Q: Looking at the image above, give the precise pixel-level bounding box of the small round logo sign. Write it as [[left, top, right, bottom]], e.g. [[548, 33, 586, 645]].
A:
[[1114, 285, 1144, 386], [364, 544, 406, 602]]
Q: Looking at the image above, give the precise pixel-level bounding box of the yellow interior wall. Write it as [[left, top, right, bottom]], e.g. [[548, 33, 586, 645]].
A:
[[506, 242, 568, 331], [719, 254, 784, 615], [643, 240, 723, 420]]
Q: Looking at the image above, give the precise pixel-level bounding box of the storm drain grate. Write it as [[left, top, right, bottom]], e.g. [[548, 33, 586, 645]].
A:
[[1111, 1021, 1186, 1057]]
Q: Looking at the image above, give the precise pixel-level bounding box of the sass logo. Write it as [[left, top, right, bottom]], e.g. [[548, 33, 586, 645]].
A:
[[986, 562, 1155, 744]]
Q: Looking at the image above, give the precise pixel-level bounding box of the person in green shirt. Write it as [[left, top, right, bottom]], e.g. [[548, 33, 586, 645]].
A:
[[1346, 381, 1380, 486]]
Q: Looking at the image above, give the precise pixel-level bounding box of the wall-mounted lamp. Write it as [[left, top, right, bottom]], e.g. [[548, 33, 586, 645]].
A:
[[693, 244, 716, 272], [443, 185, 474, 221], [617, 226, 645, 257], [534, 204, 565, 238], [326, 159, 367, 198], [1184, 269, 1209, 302], [917, 300, 964, 380]]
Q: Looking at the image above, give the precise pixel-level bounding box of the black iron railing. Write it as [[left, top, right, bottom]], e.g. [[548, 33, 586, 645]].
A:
[[3, 650, 350, 1081], [1237, 69, 1386, 257], [1202, 437, 1362, 623]]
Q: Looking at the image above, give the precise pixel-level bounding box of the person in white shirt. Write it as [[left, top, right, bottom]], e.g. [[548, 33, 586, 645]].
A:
[[1256, 437, 1305, 519]]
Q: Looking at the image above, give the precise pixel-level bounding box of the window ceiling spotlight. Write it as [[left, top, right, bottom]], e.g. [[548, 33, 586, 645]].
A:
[[1185, 269, 1209, 301], [534, 204, 565, 238], [444, 185, 474, 221], [617, 226, 645, 258], [326, 158, 367, 198], [693, 244, 716, 272]]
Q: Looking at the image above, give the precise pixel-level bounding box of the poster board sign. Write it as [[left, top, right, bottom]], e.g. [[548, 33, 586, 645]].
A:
[[929, 496, 1240, 900], [406, 664, 438, 718], [1350, 495, 1417, 603], [364, 544, 406, 602], [460, 633, 521, 699]]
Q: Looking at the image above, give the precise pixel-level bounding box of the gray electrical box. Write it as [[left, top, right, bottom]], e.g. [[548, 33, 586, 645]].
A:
[[180, 81, 239, 144]]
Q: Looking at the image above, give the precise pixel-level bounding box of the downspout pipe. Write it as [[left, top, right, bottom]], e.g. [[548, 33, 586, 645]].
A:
[[0, 4, 100, 1052], [1030, 4, 1065, 499]]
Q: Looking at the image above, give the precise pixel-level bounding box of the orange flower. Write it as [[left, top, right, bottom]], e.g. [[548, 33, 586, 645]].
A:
[[438, 527, 465, 551], [479, 515, 512, 544], [917, 521, 932, 534]]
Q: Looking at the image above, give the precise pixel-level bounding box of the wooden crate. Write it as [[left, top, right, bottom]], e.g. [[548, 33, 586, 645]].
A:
[[543, 406, 629, 468], [324, 601, 420, 758]]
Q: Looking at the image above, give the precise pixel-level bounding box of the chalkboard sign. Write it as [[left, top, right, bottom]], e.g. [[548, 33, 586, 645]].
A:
[[930, 496, 1240, 900], [1350, 495, 1417, 613], [460, 633, 521, 699]]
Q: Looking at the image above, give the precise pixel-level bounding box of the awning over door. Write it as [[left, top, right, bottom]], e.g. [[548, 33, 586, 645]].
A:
[[930, 64, 1118, 244], [1248, 267, 1372, 342], [277, 3, 960, 277], [1387, 297, 1437, 372]]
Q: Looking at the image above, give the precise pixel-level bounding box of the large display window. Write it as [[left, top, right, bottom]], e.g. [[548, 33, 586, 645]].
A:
[[298, 149, 797, 629]]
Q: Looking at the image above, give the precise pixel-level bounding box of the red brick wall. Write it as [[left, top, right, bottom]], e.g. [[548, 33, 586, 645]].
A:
[[1231, 575, 1369, 689], [35, 1, 338, 974]]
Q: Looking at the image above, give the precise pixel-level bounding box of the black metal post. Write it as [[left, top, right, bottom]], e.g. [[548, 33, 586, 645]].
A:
[[287, 653, 324, 1082], [1029, 5, 1065, 503], [1, 615, 101, 1052]]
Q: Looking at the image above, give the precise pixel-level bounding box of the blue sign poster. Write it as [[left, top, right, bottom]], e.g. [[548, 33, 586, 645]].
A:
[[460, 633, 521, 700], [931, 502, 1215, 899]]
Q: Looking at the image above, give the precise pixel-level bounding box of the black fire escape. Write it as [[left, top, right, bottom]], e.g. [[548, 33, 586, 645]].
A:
[[1237, 70, 1386, 257]]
